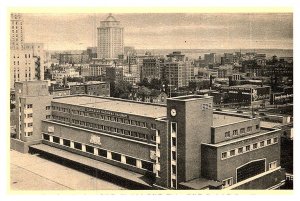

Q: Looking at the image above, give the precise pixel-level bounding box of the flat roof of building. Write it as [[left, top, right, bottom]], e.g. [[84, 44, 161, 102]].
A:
[[53, 96, 167, 118], [179, 177, 222, 190], [232, 84, 269, 89], [212, 113, 250, 127], [29, 144, 152, 187], [260, 121, 282, 129]]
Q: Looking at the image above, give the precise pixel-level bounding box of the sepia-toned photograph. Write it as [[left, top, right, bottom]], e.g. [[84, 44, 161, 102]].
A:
[[9, 11, 293, 191]]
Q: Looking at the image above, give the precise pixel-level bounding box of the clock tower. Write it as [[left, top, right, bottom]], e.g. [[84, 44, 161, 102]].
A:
[[166, 95, 213, 188]]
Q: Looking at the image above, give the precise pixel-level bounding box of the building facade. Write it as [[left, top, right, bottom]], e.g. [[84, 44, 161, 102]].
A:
[[69, 81, 110, 96], [15, 91, 285, 190], [10, 13, 45, 88], [97, 14, 124, 59], [14, 81, 53, 143], [159, 52, 194, 88], [141, 57, 162, 81]]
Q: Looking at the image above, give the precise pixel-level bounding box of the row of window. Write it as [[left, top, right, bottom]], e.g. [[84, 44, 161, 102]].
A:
[[43, 133, 154, 172], [224, 125, 259, 138], [52, 115, 156, 142], [52, 106, 156, 129], [221, 137, 278, 160], [171, 122, 177, 189]]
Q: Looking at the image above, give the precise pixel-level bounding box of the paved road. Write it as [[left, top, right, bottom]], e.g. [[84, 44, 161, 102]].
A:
[[10, 150, 126, 190]]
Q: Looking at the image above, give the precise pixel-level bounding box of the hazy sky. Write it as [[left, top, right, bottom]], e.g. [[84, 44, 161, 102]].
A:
[[22, 13, 293, 50]]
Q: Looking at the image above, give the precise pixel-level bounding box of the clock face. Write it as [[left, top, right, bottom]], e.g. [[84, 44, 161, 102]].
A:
[[171, 108, 177, 117]]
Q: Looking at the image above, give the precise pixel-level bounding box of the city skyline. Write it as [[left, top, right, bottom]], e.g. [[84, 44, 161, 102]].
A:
[[22, 13, 293, 51]]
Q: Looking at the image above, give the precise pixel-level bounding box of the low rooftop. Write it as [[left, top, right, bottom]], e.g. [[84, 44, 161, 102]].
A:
[[212, 113, 250, 127], [232, 84, 269, 89], [53, 96, 167, 118], [179, 177, 222, 190]]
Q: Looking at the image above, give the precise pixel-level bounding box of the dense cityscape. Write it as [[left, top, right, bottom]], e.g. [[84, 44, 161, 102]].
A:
[[10, 13, 293, 190]]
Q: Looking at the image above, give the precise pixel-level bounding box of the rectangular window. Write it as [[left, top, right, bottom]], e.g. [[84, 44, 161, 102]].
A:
[[151, 135, 156, 141], [126, 156, 137, 166], [139, 133, 146, 139], [230, 149, 235, 156], [27, 104, 33, 108], [141, 161, 153, 172], [111, 152, 121, 162], [172, 179, 176, 188], [260, 141, 265, 147], [273, 137, 278, 143], [172, 165, 176, 174], [74, 142, 82, 150], [86, 145, 94, 154], [233, 130, 238, 136], [151, 123, 156, 129], [269, 161, 277, 170], [247, 126, 252, 132], [46, 115, 51, 119], [53, 136, 60, 144], [256, 124, 260, 129], [131, 131, 138, 137], [267, 139, 272, 145], [240, 128, 245, 134], [171, 122, 177, 135], [172, 137, 176, 147], [46, 106, 51, 110], [172, 151, 176, 160], [245, 145, 251, 152], [118, 118, 124, 123], [27, 113, 33, 118], [222, 178, 233, 188], [43, 134, 50, 141], [238, 147, 243, 154], [225, 131, 230, 138], [63, 139, 70, 147], [253, 143, 258, 149], [124, 130, 130, 135], [221, 152, 227, 159], [98, 149, 107, 157]]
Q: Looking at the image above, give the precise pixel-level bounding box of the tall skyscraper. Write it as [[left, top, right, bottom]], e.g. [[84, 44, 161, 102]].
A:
[[97, 13, 124, 59], [10, 13, 45, 88], [10, 13, 25, 50]]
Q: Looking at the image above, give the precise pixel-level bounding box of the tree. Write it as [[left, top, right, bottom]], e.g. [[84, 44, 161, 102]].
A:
[[149, 78, 162, 90], [136, 86, 152, 101], [112, 80, 133, 99], [138, 78, 150, 88], [188, 81, 197, 91]]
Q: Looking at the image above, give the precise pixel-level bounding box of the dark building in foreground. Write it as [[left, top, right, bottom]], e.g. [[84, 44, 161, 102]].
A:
[[12, 82, 285, 189]]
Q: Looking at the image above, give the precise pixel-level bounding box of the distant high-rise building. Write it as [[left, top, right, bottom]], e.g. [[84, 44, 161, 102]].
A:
[[97, 14, 124, 59], [10, 13, 25, 50], [10, 13, 45, 88], [161, 52, 194, 88]]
